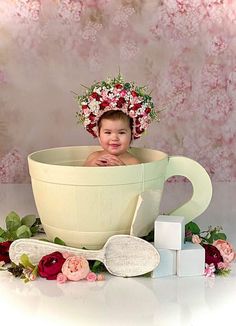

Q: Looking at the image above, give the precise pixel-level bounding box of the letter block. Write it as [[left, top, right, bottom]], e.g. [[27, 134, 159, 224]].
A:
[[177, 242, 205, 277], [152, 248, 177, 278], [154, 215, 185, 250]]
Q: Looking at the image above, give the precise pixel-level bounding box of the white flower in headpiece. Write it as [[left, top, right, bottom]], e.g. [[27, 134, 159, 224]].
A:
[[89, 99, 100, 111]]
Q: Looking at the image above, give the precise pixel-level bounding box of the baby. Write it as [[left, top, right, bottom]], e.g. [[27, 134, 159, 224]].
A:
[[84, 111, 140, 166]]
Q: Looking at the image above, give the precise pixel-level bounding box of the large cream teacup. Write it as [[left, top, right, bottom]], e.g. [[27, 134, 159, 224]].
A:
[[28, 146, 212, 249]]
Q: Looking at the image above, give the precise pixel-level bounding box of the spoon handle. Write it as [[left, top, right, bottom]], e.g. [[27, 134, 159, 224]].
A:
[[9, 239, 105, 265]]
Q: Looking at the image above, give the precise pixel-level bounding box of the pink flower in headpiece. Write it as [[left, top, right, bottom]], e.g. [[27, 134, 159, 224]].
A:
[[120, 90, 127, 97]]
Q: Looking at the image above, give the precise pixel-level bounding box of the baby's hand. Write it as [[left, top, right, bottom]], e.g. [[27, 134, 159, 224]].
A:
[[96, 154, 125, 166], [95, 157, 109, 166]]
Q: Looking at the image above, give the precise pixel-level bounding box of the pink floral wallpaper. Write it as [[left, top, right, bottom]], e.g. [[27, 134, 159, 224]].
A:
[[0, 0, 235, 183]]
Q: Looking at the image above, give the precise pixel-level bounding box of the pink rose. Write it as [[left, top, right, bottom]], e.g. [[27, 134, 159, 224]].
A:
[[120, 90, 127, 97], [57, 272, 68, 284], [62, 256, 90, 281], [213, 239, 236, 264], [86, 272, 97, 282], [192, 234, 201, 244]]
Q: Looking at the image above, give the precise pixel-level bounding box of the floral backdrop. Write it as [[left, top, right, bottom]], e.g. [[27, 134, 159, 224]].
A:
[[0, 0, 235, 183]]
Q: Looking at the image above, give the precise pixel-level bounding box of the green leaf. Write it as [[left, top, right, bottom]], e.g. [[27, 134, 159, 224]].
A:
[[21, 215, 36, 228], [39, 238, 51, 242], [32, 266, 38, 278], [6, 211, 21, 231], [54, 237, 66, 246], [90, 260, 107, 273], [207, 233, 215, 244], [0, 237, 7, 242], [124, 82, 131, 90], [16, 225, 32, 239], [0, 227, 6, 237], [7, 230, 18, 241], [30, 226, 38, 235], [213, 232, 227, 241], [30, 218, 43, 235], [215, 268, 231, 276], [185, 221, 200, 235], [20, 254, 35, 269]]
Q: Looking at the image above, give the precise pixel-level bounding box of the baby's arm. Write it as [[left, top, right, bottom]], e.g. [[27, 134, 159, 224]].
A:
[[95, 154, 140, 166], [84, 151, 113, 167], [84, 152, 140, 167], [83, 152, 103, 167]]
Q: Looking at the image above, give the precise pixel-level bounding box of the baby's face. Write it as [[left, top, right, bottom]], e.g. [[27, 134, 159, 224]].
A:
[[98, 118, 132, 156]]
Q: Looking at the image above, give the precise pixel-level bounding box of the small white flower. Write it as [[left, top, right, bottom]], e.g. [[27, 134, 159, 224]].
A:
[[88, 99, 100, 111], [93, 87, 101, 94]]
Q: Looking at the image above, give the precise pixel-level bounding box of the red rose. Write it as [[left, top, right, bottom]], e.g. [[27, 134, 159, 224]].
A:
[[38, 251, 65, 280], [131, 90, 138, 97], [91, 92, 101, 101], [135, 117, 141, 126], [145, 107, 151, 114], [133, 103, 142, 111], [114, 84, 123, 89], [0, 241, 12, 263], [203, 244, 223, 267], [116, 97, 126, 108], [82, 105, 88, 110], [100, 100, 110, 109], [136, 126, 144, 134], [89, 113, 96, 121]]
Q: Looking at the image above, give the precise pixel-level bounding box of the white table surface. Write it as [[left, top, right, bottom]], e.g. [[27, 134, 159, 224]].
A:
[[0, 264, 236, 326], [0, 184, 236, 326]]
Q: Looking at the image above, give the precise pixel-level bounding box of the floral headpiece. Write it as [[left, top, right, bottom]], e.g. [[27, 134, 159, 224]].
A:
[[75, 74, 158, 139]]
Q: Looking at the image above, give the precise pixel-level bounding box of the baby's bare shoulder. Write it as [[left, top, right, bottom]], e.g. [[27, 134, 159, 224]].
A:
[[124, 153, 140, 165]]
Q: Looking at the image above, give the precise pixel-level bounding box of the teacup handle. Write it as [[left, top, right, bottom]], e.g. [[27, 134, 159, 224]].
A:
[[165, 156, 212, 224]]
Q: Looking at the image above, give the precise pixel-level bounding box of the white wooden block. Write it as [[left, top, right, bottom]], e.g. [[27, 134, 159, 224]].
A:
[[177, 242, 205, 277], [154, 215, 185, 250], [151, 248, 177, 278]]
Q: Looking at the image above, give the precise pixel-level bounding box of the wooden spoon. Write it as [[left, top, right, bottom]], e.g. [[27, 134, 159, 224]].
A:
[[9, 235, 160, 277]]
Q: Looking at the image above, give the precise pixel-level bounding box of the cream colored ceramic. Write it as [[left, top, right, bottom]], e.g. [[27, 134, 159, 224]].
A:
[[28, 146, 212, 249]]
